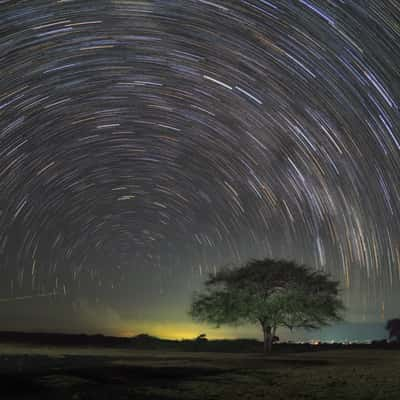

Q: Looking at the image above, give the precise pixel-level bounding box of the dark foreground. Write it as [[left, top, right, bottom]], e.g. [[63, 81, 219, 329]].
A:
[[0, 344, 399, 399]]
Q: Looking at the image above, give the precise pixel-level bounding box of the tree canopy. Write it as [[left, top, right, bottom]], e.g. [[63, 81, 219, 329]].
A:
[[385, 319, 400, 342], [190, 258, 344, 352]]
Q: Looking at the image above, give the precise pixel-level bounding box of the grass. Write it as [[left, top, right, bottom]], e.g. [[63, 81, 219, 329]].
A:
[[0, 343, 399, 399]]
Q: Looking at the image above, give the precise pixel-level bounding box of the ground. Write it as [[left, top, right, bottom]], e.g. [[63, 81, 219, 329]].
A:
[[0, 344, 399, 399]]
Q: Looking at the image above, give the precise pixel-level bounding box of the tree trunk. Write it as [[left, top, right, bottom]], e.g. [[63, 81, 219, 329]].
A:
[[262, 325, 273, 354]]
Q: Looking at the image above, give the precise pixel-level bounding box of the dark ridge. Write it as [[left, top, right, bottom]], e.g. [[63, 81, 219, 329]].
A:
[[0, 331, 399, 353]]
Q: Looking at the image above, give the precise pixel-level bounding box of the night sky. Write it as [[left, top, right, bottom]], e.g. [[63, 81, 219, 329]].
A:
[[0, 0, 399, 341]]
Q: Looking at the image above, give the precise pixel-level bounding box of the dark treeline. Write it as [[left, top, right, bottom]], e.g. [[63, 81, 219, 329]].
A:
[[0, 331, 400, 353]]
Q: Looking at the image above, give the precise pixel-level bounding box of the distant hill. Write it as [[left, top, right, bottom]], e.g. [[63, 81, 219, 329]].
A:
[[0, 331, 398, 353]]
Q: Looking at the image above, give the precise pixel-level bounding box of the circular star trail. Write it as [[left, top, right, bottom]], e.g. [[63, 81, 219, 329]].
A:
[[0, 0, 399, 328]]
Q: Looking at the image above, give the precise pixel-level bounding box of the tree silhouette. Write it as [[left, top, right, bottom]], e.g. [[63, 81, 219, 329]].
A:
[[190, 258, 344, 353], [385, 319, 400, 342]]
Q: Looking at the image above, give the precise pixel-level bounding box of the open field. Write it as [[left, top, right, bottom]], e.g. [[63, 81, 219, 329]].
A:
[[0, 344, 399, 399]]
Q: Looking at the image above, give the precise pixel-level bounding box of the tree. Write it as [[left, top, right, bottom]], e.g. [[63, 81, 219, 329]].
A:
[[189, 258, 344, 353], [195, 333, 208, 342], [385, 319, 400, 342]]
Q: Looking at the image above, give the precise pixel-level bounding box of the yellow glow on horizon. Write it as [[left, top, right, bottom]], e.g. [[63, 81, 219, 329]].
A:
[[118, 321, 256, 340]]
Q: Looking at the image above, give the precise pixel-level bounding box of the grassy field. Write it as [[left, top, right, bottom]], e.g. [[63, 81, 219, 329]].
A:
[[0, 343, 399, 399]]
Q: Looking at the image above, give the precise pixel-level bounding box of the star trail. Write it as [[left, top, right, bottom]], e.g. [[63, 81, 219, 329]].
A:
[[0, 0, 399, 337]]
